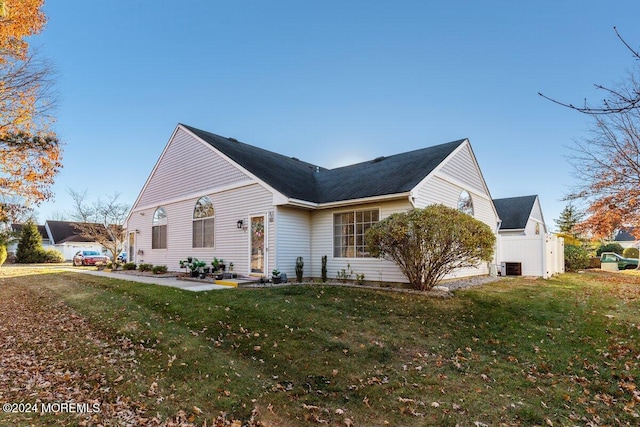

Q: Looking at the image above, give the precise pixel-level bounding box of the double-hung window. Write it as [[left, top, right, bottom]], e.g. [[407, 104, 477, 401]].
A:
[[333, 209, 379, 258], [152, 207, 167, 249], [193, 196, 215, 248]]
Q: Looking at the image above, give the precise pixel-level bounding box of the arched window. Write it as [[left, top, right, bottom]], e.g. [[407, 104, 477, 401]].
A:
[[152, 207, 167, 249], [457, 190, 474, 216], [193, 196, 215, 248]]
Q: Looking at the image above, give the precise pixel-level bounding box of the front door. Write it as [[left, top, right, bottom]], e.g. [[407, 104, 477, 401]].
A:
[[128, 232, 136, 263], [250, 215, 267, 275]]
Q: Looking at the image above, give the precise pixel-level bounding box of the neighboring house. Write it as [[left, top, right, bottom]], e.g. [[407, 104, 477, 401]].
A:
[[9, 221, 108, 261], [125, 123, 500, 283], [45, 221, 108, 260], [493, 195, 564, 278], [613, 228, 638, 249]]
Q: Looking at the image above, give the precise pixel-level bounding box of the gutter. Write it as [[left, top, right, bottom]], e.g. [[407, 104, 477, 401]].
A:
[[284, 192, 412, 210]]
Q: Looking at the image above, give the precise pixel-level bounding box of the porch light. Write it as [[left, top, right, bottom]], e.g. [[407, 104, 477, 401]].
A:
[[237, 219, 244, 229]]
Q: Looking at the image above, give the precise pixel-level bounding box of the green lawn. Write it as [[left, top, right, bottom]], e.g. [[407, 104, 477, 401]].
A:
[[0, 267, 638, 426]]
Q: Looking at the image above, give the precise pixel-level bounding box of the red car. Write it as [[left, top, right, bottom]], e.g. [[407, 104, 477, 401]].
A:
[[72, 250, 110, 266]]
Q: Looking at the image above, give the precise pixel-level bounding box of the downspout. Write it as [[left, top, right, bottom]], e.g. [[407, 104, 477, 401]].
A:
[[494, 219, 502, 277]]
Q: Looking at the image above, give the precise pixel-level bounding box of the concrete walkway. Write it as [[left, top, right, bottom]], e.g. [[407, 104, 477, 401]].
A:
[[62, 268, 233, 292]]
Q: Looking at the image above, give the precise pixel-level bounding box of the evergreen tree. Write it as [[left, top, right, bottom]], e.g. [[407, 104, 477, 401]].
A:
[[554, 203, 584, 237], [0, 226, 10, 266], [15, 220, 43, 263]]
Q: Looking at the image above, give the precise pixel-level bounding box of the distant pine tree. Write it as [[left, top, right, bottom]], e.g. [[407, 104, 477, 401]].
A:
[[554, 203, 584, 236], [16, 221, 44, 263]]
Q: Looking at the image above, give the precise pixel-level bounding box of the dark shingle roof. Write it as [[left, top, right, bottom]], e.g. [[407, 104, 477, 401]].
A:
[[183, 124, 465, 204], [493, 195, 537, 230], [11, 223, 48, 240], [46, 221, 103, 244], [183, 125, 324, 202], [314, 141, 466, 203], [615, 228, 637, 242]]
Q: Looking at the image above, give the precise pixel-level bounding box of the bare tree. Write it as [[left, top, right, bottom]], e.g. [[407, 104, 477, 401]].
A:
[[0, 52, 56, 134], [539, 27, 640, 115], [570, 107, 640, 238], [68, 189, 130, 268], [541, 27, 640, 243]]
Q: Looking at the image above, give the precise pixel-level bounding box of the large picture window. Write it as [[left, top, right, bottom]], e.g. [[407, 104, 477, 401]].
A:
[[152, 207, 167, 249], [333, 209, 379, 258], [193, 196, 215, 248]]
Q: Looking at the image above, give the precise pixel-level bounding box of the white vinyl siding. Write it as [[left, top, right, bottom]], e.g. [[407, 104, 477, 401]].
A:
[[412, 143, 498, 280], [136, 128, 251, 208], [275, 207, 312, 279], [528, 198, 547, 235], [414, 176, 496, 230], [439, 144, 486, 194], [127, 183, 275, 275]]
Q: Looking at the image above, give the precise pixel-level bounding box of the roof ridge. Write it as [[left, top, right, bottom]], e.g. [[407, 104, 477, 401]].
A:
[[324, 139, 467, 172], [181, 123, 469, 204], [182, 124, 326, 171]]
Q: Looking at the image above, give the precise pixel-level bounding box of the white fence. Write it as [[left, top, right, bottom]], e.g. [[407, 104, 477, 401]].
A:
[[498, 233, 564, 278]]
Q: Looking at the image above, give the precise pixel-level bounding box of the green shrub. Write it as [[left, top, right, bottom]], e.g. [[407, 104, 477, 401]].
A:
[[139, 263, 153, 272], [596, 242, 624, 256], [40, 248, 64, 263], [366, 204, 495, 291], [295, 256, 304, 282], [337, 263, 353, 283], [0, 245, 6, 266], [321, 255, 327, 282], [565, 244, 590, 271], [123, 262, 137, 270], [623, 247, 639, 259], [152, 265, 168, 274]]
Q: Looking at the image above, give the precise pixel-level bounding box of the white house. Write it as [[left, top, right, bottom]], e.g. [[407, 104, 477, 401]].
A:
[[613, 228, 638, 249], [125, 123, 501, 283], [493, 195, 564, 278], [9, 221, 108, 261], [44, 221, 108, 260]]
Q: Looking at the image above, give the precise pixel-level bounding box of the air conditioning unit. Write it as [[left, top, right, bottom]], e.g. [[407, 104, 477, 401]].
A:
[[500, 262, 522, 276]]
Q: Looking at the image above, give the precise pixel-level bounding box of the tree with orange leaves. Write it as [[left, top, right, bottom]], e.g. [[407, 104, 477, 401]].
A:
[[568, 88, 640, 240], [0, 0, 61, 222], [0, 0, 47, 61]]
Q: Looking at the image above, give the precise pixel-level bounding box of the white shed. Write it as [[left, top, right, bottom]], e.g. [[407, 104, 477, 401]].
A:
[[494, 195, 564, 278]]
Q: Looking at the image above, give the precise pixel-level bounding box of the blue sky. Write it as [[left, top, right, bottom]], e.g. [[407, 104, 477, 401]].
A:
[[32, 1, 640, 229]]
